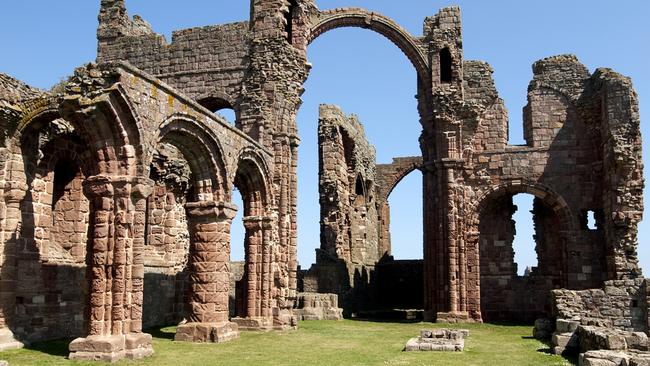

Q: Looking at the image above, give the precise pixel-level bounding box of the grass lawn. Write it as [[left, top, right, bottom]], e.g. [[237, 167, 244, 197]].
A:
[[1, 320, 575, 366]]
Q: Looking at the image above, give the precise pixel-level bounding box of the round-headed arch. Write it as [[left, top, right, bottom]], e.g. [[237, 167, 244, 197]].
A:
[[472, 180, 576, 233], [196, 91, 237, 113], [7, 98, 101, 179], [156, 114, 229, 202], [233, 148, 273, 217], [57, 85, 145, 176], [309, 8, 430, 83], [377, 157, 424, 203]]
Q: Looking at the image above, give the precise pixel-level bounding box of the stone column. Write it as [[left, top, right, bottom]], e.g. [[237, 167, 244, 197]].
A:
[[243, 216, 263, 318], [175, 200, 239, 343], [232, 215, 276, 330], [465, 230, 482, 321], [261, 216, 273, 319], [69, 175, 154, 362], [0, 181, 27, 351]]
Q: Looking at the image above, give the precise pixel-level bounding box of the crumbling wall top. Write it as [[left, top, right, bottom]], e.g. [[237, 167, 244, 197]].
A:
[[529, 54, 590, 100], [0, 73, 44, 104]]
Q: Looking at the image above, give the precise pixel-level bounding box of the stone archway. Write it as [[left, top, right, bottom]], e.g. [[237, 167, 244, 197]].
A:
[[307, 8, 429, 83], [468, 181, 576, 322], [230, 148, 277, 329], [152, 115, 240, 343]]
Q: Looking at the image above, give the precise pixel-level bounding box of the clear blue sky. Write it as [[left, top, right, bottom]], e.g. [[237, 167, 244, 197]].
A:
[[1, 1, 648, 273]]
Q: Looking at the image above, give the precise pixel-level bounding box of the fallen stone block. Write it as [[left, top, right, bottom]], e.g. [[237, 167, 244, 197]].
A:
[[405, 328, 468, 352]]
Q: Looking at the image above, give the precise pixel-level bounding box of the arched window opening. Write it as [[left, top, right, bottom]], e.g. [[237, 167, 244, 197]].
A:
[[355, 175, 365, 196], [353, 176, 366, 208], [197, 96, 236, 124], [439, 47, 453, 83]]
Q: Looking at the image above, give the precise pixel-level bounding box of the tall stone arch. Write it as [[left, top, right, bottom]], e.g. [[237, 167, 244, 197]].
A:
[[375, 157, 423, 256], [151, 114, 241, 343], [231, 148, 280, 329], [308, 8, 430, 83]]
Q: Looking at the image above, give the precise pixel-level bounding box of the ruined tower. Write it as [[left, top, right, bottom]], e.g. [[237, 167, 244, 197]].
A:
[[0, 0, 643, 362]]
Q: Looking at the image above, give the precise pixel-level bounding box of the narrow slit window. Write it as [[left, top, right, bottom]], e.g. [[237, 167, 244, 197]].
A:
[[355, 176, 364, 196], [284, 0, 298, 44], [440, 48, 453, 83]]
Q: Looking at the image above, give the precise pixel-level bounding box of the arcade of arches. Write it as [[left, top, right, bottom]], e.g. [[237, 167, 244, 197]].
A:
[[0, 0, 644, 362]]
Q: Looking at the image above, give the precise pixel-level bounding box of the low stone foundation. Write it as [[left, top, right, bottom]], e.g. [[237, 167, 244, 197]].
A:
[[548, 318, 649, 357], [580, 350, 650, 366], [68, 333, 154, 362], [405, 329, 469, 352], [174, 322, 239, 343], [293, 293, 343, 321]]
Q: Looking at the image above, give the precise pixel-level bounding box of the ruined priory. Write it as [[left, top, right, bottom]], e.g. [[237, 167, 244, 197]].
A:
[[0, 0, 644, 362]]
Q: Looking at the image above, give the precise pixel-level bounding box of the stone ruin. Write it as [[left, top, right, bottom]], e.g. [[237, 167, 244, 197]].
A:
[[0, 0, 644, 363], [405, 328, 469, 352]]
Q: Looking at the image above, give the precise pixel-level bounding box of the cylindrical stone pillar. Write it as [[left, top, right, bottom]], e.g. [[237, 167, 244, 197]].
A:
[[174, 200, 239, 343], [243, 216, 263, 318]]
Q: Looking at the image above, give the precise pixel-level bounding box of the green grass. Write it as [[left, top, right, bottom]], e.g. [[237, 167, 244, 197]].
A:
[[1, 320, 575, 366]]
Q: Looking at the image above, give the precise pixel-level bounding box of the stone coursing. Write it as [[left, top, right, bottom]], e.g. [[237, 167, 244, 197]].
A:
[[0, 0, 644, 362], [405, 329, 469, 352], [293, 293, 343, 321]]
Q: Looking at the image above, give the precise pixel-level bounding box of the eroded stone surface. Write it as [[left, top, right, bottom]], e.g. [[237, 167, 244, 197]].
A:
[[293, 292, 343, 321], [0, 0, 644, 362], [405, 329, 469, 352]]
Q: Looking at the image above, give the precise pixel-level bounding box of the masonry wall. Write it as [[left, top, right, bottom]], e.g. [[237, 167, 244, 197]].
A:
[[0, 3, 645, 353], [318, 105, 379, 267], [552, 279, 648, 332], [97, 1, 249, 105], [436, 54, 637, 321]]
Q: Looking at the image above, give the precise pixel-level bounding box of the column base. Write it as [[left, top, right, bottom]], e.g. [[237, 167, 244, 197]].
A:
[[435, 311, 482, 323], [68, 333, 153, 362], [231, 317, 275, 331], [0, 328, 24, 351], [273, 309, 299, 330], [174, 322, 239, 343]]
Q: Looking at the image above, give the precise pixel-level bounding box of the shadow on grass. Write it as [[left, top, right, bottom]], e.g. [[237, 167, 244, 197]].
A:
[[147, 326, 177, 341], [348, 317, 423, 324], [483, 320, 535, 327], [531, 337, 578, 366], [24, 338, 70, 358], [19, 326, 177, 359]]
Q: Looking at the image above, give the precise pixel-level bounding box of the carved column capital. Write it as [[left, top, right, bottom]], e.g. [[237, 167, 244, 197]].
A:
[[83, 175, 154, 198], [185, 200, 238, 221], [243, 216, 264, 231], [3, 181, 28, 204]]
